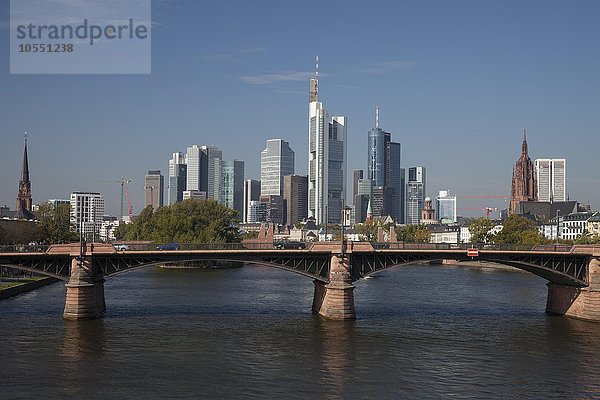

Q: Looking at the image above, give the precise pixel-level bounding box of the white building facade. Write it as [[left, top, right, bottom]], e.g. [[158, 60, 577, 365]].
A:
[[70, 192, 105, 240], [261, 139, 294, 196], [535, 159, 566, 203]]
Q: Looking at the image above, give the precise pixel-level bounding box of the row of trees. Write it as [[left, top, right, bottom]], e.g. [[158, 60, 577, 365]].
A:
[[355, 214, 599, 245], [115, 200, 241, 243], [469, 214, 600, 245]]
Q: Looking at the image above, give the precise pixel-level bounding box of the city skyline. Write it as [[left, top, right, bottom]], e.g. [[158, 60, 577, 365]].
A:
[[1, 1, 599, 215]]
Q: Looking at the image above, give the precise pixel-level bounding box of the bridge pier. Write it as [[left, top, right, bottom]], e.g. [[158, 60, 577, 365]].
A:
[[312, 254, 356, 320], [63, 256, 106, 320], [546, 257, 600, 322]]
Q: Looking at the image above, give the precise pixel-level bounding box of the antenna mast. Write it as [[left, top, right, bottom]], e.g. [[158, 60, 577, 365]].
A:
[[315, 54, 319, 99], [376, 105, 379, 129]]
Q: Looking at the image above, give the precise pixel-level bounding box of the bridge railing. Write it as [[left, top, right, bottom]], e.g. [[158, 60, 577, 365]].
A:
[[0, 244, 50, 253], [0, 242, 577, 254], [370, 243, 574, 252], [99, 242, 281, 251]]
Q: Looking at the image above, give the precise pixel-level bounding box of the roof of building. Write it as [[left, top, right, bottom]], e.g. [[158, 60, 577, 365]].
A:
[[516, 201, 578, 221], [563, 211, 596, 221], [0, 207, 37, 221], [588, 212, 600, 222]]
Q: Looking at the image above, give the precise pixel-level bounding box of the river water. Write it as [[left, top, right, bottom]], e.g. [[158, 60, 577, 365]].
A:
[[1, 264, 599, 399]]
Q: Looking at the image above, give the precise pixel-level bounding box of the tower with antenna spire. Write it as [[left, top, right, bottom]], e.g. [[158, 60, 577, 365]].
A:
[[308, 56, 347, 224], [509, 129, 537, 215], [366, 106, 403, 223], [16, 133, 33, 216]]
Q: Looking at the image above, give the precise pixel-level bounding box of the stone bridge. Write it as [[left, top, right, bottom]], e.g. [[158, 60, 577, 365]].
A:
[[1, 242, 598, 322]]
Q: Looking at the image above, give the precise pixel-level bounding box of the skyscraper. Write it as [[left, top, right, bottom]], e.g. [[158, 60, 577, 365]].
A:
[[260, 139, 295, 196], [510, 130, 537, 214], [352, 169, 363, 201], [144, 170, 164, 210], [406, 166, 426, 224], [367, 106, 402, 222], [168, 152, 187, 205], [284, 175, 308, 225], [535, 159, 566, 203], [308, 56, 347, 224], [243, 179, 261, 223], [205, 146, 223, 201], [186, 145, 222, 201], [220, 160, 244, 217], [16, 134, 34, 219], [186, 145, 202, 192]]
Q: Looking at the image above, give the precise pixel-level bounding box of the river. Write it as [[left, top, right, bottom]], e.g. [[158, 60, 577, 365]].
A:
[[1, 264, 599, 399]]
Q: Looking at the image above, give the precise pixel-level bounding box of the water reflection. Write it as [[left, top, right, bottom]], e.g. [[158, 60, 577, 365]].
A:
[[316, 318, 355, 399], [61, 319, 106, 360]]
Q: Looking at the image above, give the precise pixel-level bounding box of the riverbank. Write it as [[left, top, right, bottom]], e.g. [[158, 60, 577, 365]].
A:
[[0, 277, 60, 300], [433, 259, 527, 272]]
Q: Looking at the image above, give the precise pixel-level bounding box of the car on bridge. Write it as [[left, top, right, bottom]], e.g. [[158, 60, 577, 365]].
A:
[[113, 244, 131, 251], [274, 240, 306, 250], [156, 242, 181, 251]]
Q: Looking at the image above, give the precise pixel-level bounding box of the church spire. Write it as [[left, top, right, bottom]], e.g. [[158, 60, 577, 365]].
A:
[[521, 129, 528, 155], [22, 132, 30, 183], [16, 132, 32, 213]]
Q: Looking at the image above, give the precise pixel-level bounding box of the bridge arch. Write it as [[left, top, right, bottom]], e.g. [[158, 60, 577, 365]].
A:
[[351, 253, 589, 287], [0, 263, 69, 281], [102, 257, 330, 283]]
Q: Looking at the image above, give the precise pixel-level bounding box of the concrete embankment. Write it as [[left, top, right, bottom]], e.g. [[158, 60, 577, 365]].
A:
[[0, 277, 60, 300]]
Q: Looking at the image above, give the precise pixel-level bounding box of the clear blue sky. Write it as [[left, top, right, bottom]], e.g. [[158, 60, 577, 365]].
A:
[[1, 0, 599, 216]]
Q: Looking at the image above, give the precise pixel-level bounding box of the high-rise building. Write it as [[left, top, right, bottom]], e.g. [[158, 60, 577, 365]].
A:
[[168, 152, 187, 205], [406, 166, 426, 224], [436, 190, 457, 223], [186, 145, 222, 201], [284, 174, 308, 225], [510, 130, 537, 215], [185, 145, 202, 192], [16, 135, 34, 219], [367, 106, 402, 222], [220, 160, 244, 217], [261, 139, 295, 196], [535, 159, 566, 203], [205, 146, 223, 201], [144, 170, 164, 210], [70, 192, 104, 240], [243, 179, 261, 223], [308, 57, 347, 224], [259, 195, 285, 225], [352, 170, 363, 201], [354, 178, 372, 224]]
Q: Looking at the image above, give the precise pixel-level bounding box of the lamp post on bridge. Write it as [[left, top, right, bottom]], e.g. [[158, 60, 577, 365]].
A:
[[556, 209, 561, 244], [341, 206, 352, 256]]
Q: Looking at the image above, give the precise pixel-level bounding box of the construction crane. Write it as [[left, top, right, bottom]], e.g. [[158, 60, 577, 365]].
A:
[[458, 207, 500, 219], [93, 177, 133, 220], [125, 186, 133, 221]]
